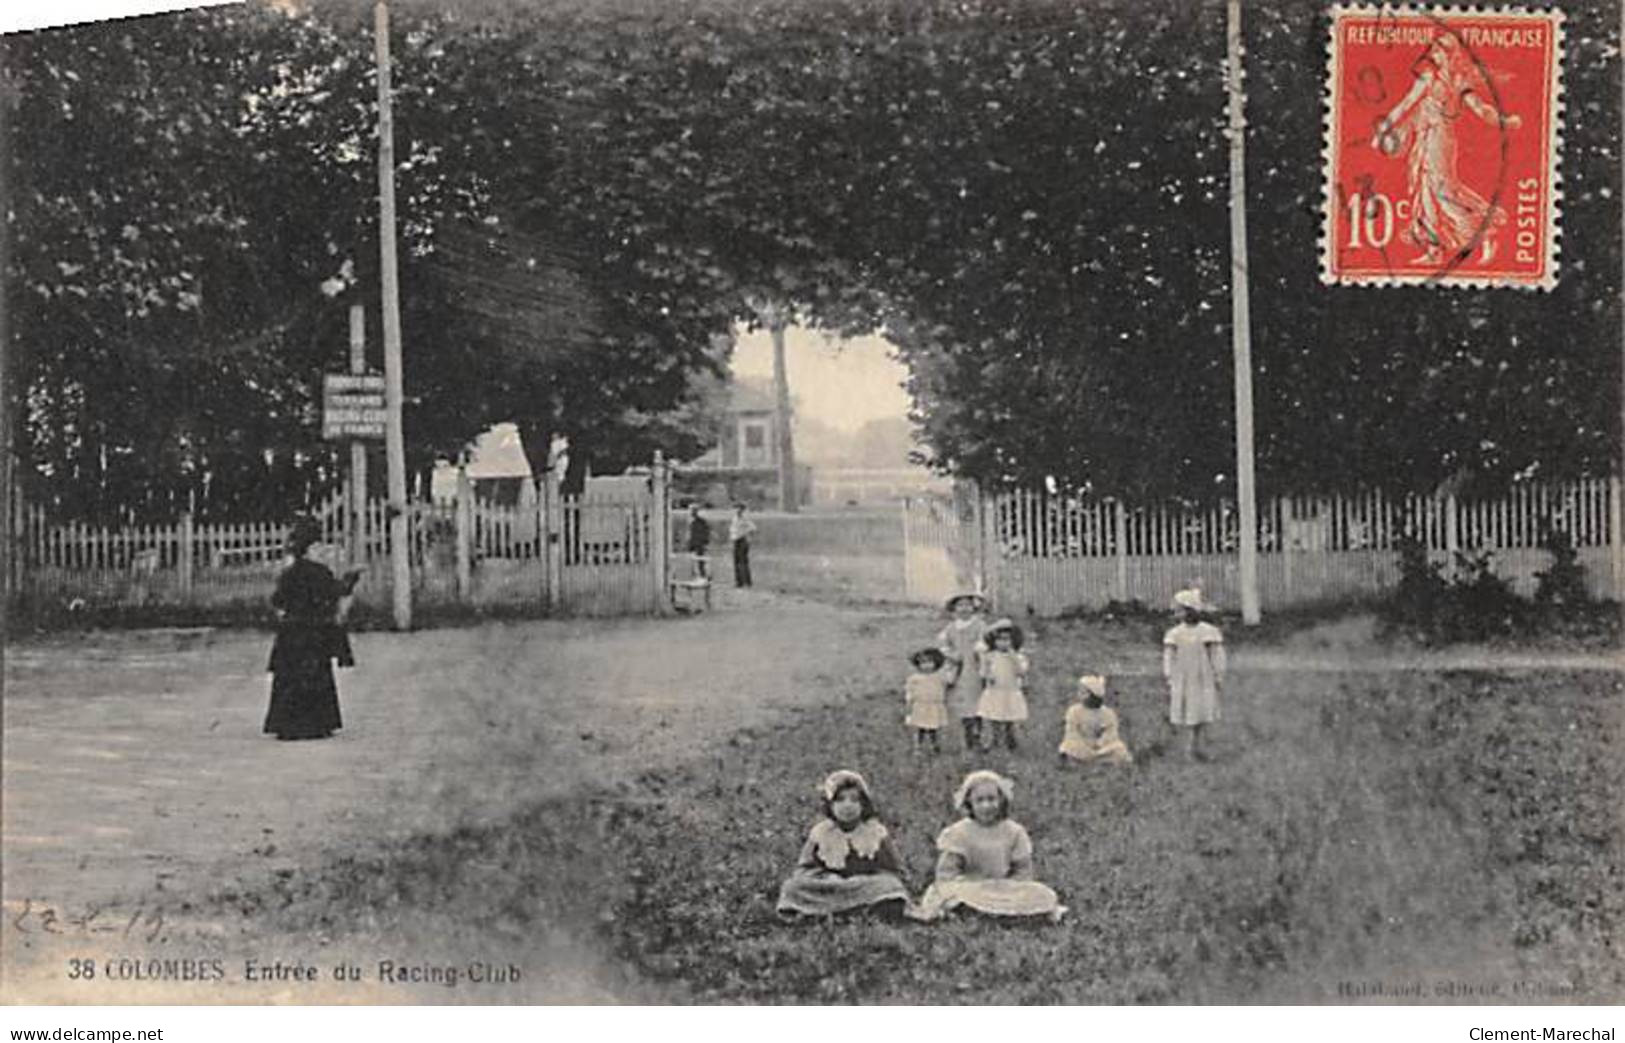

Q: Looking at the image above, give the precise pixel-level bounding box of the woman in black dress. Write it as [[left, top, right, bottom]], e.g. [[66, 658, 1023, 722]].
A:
[[264, 517, 362, 741]]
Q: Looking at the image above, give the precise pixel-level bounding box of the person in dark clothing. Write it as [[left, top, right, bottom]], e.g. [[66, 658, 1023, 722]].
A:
[[264, 517, 362, 741], [729, 502, 757, 588], [686, 504, 712, 578]]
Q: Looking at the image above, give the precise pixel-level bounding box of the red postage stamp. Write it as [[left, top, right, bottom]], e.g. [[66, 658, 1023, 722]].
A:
[[1322, 6, 1564, 289]]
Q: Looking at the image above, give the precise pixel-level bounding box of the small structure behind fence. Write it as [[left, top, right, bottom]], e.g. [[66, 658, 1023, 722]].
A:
[[904, 477, 1624, 615], [8, 456, 674, 621]]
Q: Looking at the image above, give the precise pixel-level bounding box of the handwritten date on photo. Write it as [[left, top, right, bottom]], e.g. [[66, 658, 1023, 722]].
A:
[[64, 957, 522, 988]]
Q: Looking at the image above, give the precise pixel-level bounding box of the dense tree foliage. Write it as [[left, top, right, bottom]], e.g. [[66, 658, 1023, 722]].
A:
[[7, 0, 1620, 518]]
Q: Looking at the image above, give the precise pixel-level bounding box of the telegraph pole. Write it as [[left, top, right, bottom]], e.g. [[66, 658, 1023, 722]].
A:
[[0, 43, 13, 653], [375, 0, 411, 629], [771, 317, 797, 512], [1617, 0, 1625, 638], [1227, 0, 1262, 625]]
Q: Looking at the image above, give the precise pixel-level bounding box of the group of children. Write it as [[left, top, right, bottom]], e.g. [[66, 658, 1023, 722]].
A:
[[908, 588, 1226, 763], [775, 768, 1066, 923], [774, 585, 1228, 925]]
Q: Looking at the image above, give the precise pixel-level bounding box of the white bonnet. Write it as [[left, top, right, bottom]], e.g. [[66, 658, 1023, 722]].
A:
[[953, 769, 1015, 813], [820, 769, 871, 803], [1172, 587, 1207, 612]]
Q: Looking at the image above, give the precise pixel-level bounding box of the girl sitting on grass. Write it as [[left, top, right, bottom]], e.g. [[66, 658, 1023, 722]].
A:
[[904, 647, 950, 754], [1163, 587, 1226, 761], [910, 770, 1065, 923], [776, 770, 912, 922], [976, 619, 1029, 751], [1058, 674, 1133, 766]]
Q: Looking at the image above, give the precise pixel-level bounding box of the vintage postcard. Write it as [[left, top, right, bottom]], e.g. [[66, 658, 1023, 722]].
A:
[[1, 0, 1620, 1024]]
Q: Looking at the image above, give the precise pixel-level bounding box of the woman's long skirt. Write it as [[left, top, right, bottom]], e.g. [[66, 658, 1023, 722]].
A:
[[264, 661, 342, 740]]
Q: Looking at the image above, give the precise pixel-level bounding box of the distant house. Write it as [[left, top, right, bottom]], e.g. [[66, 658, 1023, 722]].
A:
[[432, 426, 651, 506], [678, 377, 810, 509], [688, 378, 780, 471], [431, 424, 533, 505]]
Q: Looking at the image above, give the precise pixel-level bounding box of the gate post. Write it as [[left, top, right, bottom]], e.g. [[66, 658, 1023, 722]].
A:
[[179, 510, 195, 602], [1113, 498, 1128, 602], [901, 496, 913, 602], [1279, 496, 1293, 602], [1445, 492, 1460, 560], [1610, 474, 1623, 603], [542, 468, 563, 614], [652, 451, 672, 615], [455, 464, 473, 603], [979, 487, 999, 607]]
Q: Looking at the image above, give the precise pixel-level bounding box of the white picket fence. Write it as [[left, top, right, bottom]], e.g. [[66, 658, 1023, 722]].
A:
[[9, 460, 675, 619], [904, 478, 1624, 615]]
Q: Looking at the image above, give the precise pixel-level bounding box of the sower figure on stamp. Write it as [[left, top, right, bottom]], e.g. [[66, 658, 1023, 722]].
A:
[[264, 517, 363, 741], [1371, 32, 1521, 268]]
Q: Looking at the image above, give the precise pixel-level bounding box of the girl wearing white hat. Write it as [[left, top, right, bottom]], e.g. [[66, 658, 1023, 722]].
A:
[[1058, 675, 1133, 766], [975, 618, 1029, 751], [776, 770, 912, 921], [1163, 587, 1226, 760], [936, 592, 990, 751], [909, 771, 1065, 923]]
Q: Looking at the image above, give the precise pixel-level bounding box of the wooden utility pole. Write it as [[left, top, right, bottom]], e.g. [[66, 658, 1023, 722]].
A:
[[0, 44, 12, 653], [375, 0, 411, 629], [348, 304, 368, 570], [1226, 0, 1261, 625], [770, 317, 797, 512], [1618, 0, 1625, 637]]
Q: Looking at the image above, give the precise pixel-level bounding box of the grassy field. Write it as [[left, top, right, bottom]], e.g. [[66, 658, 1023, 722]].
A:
[[170, 615, 1622, 1005], [588, 668, 1621, 1003]]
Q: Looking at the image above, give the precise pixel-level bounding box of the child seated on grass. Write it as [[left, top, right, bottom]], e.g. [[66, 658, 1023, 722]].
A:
[[910, 770, 1065, 923], [776, 770, 912, 922], [1058, 674, 1133, 766], [905, 647, 950, 754]]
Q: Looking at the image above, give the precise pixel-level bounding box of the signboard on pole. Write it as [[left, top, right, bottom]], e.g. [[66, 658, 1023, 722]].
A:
[[322, 372, 386, 440]]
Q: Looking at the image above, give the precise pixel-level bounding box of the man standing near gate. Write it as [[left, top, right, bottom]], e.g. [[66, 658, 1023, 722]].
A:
[[729, 502, 756, 588]]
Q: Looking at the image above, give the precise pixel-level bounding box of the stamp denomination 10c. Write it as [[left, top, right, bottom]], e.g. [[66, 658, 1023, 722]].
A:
[[1322, 5, 1564, 290]]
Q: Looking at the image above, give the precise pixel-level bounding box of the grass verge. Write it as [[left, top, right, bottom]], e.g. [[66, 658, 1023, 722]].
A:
[[186, 658, 1623, 1004]]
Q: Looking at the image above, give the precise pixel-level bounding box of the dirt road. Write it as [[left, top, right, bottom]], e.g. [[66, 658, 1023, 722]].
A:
[[1, 588, 937, 1001]]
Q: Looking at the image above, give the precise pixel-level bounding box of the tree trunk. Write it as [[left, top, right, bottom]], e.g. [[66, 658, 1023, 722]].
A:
[[562, 447, 588, 497], [515, 418, 554, 489]]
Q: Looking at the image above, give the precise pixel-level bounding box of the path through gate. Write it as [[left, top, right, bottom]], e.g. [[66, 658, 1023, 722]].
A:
[[901, 482, 984, 606]]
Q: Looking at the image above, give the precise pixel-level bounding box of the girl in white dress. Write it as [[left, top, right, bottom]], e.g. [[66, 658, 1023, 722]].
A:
[[1162, 588, 1226, 760], [976, 619, 1029, 751], [936, 593, 989, 751], [904, 647, 950, 754], [911, 770, 1065, 922]]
